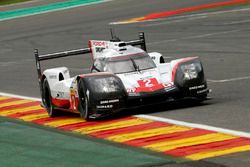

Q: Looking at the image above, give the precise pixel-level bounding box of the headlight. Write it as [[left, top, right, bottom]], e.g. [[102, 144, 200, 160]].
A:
[[181, 63, 201, 80], [174, 59, 205, 87], [95, 77, 120, 93]]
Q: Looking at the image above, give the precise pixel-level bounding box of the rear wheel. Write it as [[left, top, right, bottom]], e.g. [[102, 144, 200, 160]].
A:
[[78, 79, 90, 120], [42, 78, 57, 117]]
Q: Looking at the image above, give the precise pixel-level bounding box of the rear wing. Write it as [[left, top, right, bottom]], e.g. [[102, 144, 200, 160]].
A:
[[34, 32, 147, 94]]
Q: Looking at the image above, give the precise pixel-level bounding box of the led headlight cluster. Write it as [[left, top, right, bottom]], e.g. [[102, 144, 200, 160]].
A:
[[180, 63, 201, 80], [94, 77, 120, 93], [174, 60, 205, 88]]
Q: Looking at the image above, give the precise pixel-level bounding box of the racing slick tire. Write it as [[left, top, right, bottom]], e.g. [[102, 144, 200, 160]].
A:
[[78, 79, 90, 120], [42, 78, 57, 117]]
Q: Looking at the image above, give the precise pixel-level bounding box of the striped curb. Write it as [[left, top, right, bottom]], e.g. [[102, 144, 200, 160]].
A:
[[1, 95, 250, 160], [110, 0, 250, 24]]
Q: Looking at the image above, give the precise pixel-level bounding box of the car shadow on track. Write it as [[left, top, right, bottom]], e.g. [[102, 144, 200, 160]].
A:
[[53, 99, 214, 121], [107, 99, 214, 121]]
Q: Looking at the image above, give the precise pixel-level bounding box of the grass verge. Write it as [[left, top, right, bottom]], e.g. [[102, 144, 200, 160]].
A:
[[0, 116, 176, 167], [0, 0, 32, 6]]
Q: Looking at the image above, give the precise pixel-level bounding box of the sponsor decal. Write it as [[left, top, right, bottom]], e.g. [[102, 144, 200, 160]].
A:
[[70, 88, 74, 95], [96, 105, 113, 109], [189, 84, 205, 90], [92, 41, 106, 47], [164, 87, 176, 92], [70, 85, 79, 110], [197, 89, 208, 94], [95, 47, 105, 53], [90, 40, 108, 59], [49, 75, 57, 79], [100, 99, 119, 104], [163, 82, 174, 88], [163, 82, 175, 92], [127, 88, 136, 93], [70, 80, 79, 98]]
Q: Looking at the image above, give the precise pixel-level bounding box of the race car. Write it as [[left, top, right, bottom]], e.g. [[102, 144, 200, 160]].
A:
[[35, 32, 209, 120]]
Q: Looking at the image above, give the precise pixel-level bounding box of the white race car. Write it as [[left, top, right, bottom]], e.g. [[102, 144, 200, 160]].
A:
[[35, 32, 209, 120]]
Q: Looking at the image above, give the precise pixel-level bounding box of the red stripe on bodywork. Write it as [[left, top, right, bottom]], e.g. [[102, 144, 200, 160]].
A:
[[51, 98, 70, 108], [165, 137, 250, 157], [90, 121, 171, 138], [79, 72, 113, 78], [0, 101, 40, 111], [58, 116, 136, 131], [124, 128, 213, 147], [135, 84, 165, 93]]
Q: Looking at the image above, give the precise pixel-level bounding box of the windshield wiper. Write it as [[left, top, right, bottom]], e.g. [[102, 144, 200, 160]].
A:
[[130, 57, 140, 72]]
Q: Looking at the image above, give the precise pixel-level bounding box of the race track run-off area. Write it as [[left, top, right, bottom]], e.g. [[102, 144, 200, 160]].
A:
[[1, 95, 250, 161]]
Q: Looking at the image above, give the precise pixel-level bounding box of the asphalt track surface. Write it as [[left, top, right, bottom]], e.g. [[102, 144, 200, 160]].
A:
[[0, 0, 250, 166]]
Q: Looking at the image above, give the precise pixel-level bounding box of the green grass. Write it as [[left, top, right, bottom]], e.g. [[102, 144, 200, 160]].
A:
[[0, 117, 175, 167], [0, 0, 32, 6]]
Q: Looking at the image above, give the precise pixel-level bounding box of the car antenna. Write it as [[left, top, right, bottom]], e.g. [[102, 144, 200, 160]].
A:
[[130, 57, 140, 72], [110, 28, 121, 42], [110, 28, 114, 39]]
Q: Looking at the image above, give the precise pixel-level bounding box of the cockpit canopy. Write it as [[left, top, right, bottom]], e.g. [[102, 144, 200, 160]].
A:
[[92, 52, 156, 74]]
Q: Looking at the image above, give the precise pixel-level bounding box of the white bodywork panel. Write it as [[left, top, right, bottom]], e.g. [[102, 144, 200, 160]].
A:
[[43, 67, 73, 100], [148, 52, 163, 65], [50, 78, 73, 100]]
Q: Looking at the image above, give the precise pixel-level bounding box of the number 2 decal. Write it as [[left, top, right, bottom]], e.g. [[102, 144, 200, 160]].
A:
[[138, 78, 158, 87], [143, 79, 153, 87]]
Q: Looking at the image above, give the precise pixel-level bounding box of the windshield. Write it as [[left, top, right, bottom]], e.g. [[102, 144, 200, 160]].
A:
[[103, 53, 156, 74]]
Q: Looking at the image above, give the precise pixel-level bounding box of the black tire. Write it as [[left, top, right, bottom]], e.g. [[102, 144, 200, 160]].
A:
[[42, 78, 57, 117], [78, 79, 90, 120]]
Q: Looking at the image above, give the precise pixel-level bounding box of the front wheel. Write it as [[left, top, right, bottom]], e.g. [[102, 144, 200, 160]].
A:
[[42, 78, 57, 117], [78, 80, 90, 120]]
